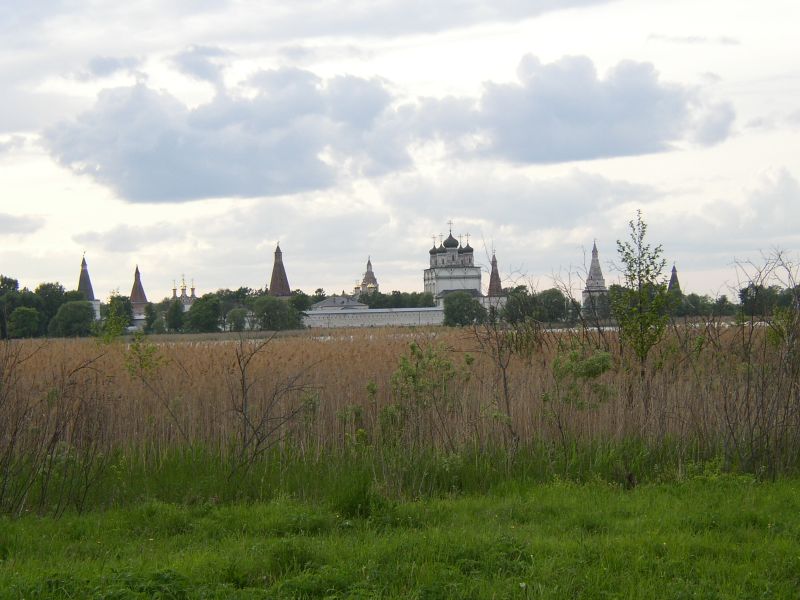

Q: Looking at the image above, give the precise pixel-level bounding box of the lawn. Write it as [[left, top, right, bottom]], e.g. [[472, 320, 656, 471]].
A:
[[1, 474, 797, 599]]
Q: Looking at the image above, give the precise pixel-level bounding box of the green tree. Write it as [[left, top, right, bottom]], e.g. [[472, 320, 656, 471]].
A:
[[8, 306, 40, 338], [612, 210, 669, 375], [537, 288, 568, 322], [289, 290, 312, 313], [34, 282, 66, 334], [185, 294, 221, 333], [251, 295, 303, 331], [165, 299, 184, 332], [104, 295, 133, 327], [48, 301, 95, 337], [443, 292, 486, 326], [144, 303, 159, 333], [226, 307, 249, 332]]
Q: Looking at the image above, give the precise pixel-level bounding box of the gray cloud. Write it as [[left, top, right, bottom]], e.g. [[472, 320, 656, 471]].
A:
[[0, 213, 45, 235], [44, 70, 404, 202], [73, 223, 179, 253], [171, 45, 231, 84], [648, 34, 741, 46], [44, 56, 731, 203], [87, 56, 141, 78], [0, 135, 25, 154], [416, 55, 732, 163]]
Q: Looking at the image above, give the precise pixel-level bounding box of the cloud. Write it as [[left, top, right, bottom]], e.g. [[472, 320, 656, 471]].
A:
[[73, 223, 178, 253], [171, 45, 231, 84], [86, 56, 141, 78], [417, 55, 732, 163], [44, 56, 731, 203], [44, 70, 403, 202], [0, 213, 45, 235], [648, 34, 741, 46], [0, 135, 25, 154]]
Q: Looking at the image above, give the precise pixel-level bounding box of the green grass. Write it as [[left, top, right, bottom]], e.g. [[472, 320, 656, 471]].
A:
[[1, 475, 798, 598]]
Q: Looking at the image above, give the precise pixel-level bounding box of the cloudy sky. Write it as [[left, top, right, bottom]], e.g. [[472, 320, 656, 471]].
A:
[[1, 0, 798, 301]]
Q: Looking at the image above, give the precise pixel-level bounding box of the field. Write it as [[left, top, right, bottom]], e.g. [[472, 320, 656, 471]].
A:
[[2, 475, 799, 598], [1, 319, 799, 596]]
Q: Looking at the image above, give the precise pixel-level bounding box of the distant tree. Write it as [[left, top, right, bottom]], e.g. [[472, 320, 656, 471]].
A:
[[502, 286, 537, 324], [144, 303, 159, 333], [48, 301, 95, 337], [64, 290, 86, 302], [537, 288, 568, 322], [739, 284, 781, 317], [226, 307, 249, 332], [251, 296, 303, 331], [165, 299, 184, 332], [312, 288, 327, 304], [8, 306, 40, 338], [104, 294, 133, 328], [611, 210, 669, 376], [35, 282, 67, 333], [443, 292, 486, 326], [185, 294, 221, 333], [714, 295, 737, 316], [0, 276, 19, 295], [289, 290, 312, 313]]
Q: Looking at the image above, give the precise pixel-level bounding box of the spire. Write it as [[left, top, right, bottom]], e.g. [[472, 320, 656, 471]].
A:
[[361, 256, 378, 288], [488, 252, 503, 297], [668, 264, 681, 293], [268, 243, 291, 297], [130, 265, 148, 304], [585, 241, 606, 291], [77, 255, 95, 301]]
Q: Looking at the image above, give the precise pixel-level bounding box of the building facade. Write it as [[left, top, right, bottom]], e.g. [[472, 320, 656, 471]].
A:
[[424, 230, 482, 304]]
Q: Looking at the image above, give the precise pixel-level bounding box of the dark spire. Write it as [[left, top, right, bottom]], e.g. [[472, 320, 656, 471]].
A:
[[268, 243, 291, 297], [668, 264, 681, 293], [585, 240, 606, 291], [130, 265, 148, 304], [361, 256, 378, 287], [77, 255, 95, 301], [488, 252, 503, 297]]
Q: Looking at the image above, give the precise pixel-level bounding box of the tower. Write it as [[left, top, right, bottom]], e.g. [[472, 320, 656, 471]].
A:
[[130, 265, 148, 323], [268, 243, 291, 297], [77, 255, 101, 320], [488, 252, 503, 297], [668, 264, 681, 294], [423, 223, 482, 304], [355, 257, 379, 296], [582, 241, 609, 317]]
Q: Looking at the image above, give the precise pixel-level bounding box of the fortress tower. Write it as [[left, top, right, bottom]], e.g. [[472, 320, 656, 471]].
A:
[[582, 241, 609, 317], [77, 255, 101, 320], [268, 243, 291, 297]]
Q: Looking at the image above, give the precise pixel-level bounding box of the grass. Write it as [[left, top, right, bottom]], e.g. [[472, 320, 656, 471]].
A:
[[0, 475, 798, 598]]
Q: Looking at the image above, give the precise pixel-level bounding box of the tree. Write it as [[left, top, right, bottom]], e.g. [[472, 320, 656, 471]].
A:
[[165, 299, 184, 332], [251, 296, 303, 331], [185, 294, 221, 333], [537, 288, 568, 322], [443, 292, 486, 326], [611, 210, 669, 375], [288, 290, 312, 313], [227, 307, 249, 332], [104, 295, 133, 327], [48, 301, 95, 337], [34, 282, 66, 334], [144, 303, 159, 333], [8, 307, 40, 338], [502, 286, 537, 324]]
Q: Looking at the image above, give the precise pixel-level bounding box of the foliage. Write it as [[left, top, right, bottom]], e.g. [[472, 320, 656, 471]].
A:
[[185, 293, 222, 332], [611, 210, 670, 369], [7, 306, 40, 338], [47, 301, 95, 337], [360, 290, 435, 309], [101, 294, 132, 338], [165, 299, 184, 332], [226, 307, 249, 332], [251, 295, 303, 331], [443, 291, 486, 326]]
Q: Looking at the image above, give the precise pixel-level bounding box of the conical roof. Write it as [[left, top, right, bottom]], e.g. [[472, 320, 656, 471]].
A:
[[361, 257, 378, 286], [488, 253, 503, 297], [668, 264, 681, 293], [268, 243, 291, 297], [77, 256, 95, 301], [130, 265, 148, 304], [585, 241, 606, 291]]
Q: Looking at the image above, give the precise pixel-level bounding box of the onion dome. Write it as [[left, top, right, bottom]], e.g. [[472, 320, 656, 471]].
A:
[[436, 244, 447, 254], [443, 232, 459, 248], [429, 244, 438, 255], [458, 242, 473, 254]]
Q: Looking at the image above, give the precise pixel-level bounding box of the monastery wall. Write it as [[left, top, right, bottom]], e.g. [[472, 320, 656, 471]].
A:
[[304, 307, 444, 328]]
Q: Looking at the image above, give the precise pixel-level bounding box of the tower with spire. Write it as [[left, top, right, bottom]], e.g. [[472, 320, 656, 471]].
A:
[[130, 265, 149, 326], [354, 257, 379, 297], [582, 241, 609, 317], [423, 221, 484, 305], [268, 243, 292, 297], [77, 255, 101, 320], [668, 264, 681, 294], [488, 252, 503, 297]]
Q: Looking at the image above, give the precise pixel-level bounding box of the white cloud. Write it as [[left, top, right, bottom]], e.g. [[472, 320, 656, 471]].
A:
[[0, 213, 45, 235]]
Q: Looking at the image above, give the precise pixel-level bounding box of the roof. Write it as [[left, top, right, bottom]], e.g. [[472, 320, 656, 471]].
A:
[[310, 295, 369, 311], [130, 265, 148, 304], [585, 241, 607, 291], [488, 253, 503, 297], [77, 256, 95, 302], [268, 243, 291, 297]]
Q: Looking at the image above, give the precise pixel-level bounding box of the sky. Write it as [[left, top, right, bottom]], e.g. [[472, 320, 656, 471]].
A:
[[1, 0, 798, 302]]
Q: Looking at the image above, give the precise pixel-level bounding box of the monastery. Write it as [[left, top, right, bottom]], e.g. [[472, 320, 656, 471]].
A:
[[74, 222, 662, 329]]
